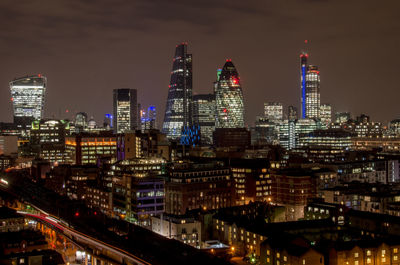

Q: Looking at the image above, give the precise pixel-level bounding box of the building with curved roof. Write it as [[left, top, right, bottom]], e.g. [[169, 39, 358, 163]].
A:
[[215, 60, 245, 129]]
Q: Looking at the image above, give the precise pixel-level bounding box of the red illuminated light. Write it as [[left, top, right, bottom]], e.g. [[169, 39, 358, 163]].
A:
[[223, 108, 228, 113], [75, 212, 79, 217]]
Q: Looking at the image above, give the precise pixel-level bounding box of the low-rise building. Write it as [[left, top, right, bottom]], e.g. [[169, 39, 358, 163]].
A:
[[0, 207, 25, 232], [65, 132, 117, 165], [151, 214, 202, 248]]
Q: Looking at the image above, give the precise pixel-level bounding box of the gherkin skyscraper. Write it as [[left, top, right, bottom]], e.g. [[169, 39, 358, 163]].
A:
[[162, 43, 193, 140], [215, 60, 244, 128]]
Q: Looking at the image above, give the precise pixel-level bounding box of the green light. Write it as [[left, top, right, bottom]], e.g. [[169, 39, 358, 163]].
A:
[[216, 69, 222, 81], [31, 120, 40, 130]]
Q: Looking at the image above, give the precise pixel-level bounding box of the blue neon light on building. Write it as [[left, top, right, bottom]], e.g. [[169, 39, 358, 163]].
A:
[[301, 65, 306, 119]]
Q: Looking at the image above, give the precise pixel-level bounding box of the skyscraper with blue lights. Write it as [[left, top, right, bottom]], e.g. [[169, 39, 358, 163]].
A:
[[300, 52, 308, 119]]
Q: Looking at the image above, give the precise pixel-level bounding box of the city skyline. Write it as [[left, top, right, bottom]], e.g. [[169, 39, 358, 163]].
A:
[[0, 0, 399, 125]]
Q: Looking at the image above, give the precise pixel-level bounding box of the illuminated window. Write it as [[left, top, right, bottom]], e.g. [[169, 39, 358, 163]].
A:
[[367, 258, 371, 264], [395, 248, 398, 254], [354, 252, 359, 258], [367, 250, 371, 256]]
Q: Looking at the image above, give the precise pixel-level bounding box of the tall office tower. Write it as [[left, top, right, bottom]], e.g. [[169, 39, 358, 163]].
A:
[[193, 94, 216, 145], [288, 105, 298, 121], [113, 88, 138, 133], [141, 106, 156, 131], [162, 43, 193, 140], [215, 60, 245, 128], [300, 52, 308, 119], [320, 104, 332, 126], [9, 75, 47, 128], [264, 102, 283, 121], [305, 65, 321, 119]]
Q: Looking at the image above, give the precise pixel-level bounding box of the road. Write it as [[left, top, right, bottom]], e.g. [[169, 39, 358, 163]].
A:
[[20, 210, 151, 265]]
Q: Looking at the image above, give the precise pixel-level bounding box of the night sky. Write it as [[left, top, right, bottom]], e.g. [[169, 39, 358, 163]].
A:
[[0, 0, 399, 126]]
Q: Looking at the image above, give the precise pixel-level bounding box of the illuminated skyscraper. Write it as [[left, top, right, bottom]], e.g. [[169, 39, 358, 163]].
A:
[[162, 43, 192, 140], [193, 94, 215, 144], [300, 52, 308, 119], [215, 60, 245, 128], [305, 65, 321, 119], [300, 51, 321, 120], [113, 88, 138, 133], [9, 75, 46, 127]]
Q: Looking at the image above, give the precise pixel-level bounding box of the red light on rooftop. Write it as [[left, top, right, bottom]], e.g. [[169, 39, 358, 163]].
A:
[[38, 74, 41, 77], [304, 40, 308, 44], [226, 59, 232, 62], [10, 98, 14, 102], [233, 78, 239, 84], [75, 212, 79, 217]]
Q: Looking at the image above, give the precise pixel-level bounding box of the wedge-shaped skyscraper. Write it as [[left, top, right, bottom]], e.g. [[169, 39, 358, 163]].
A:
[[162, 43, 193, 140]]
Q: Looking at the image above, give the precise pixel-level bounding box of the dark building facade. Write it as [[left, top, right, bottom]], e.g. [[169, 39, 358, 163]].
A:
[[213, 128, 251, 148], [165, 162, 234, 215], [192, 93, 216, 145]]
